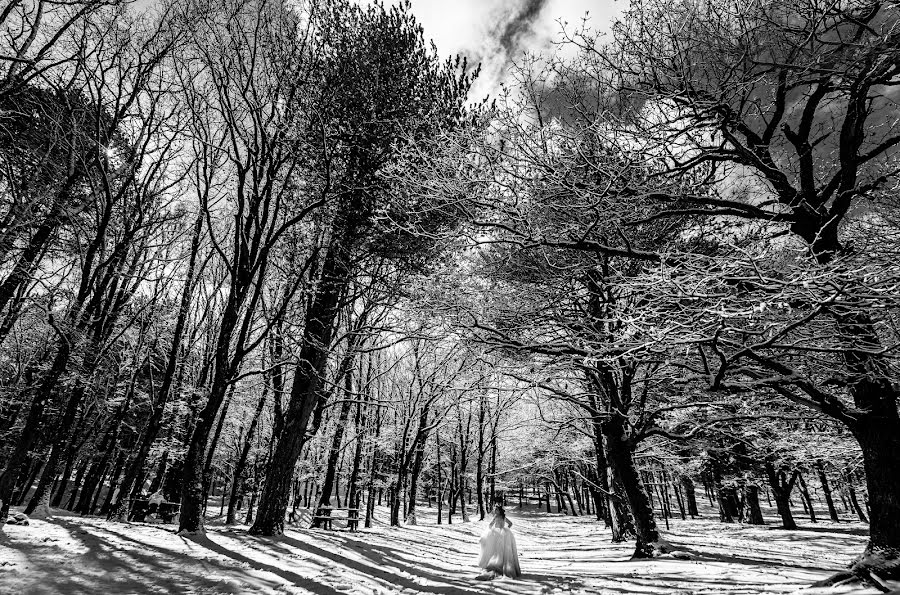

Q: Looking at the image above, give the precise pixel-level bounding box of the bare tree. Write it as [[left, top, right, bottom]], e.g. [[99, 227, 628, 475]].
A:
[[597, 0, 900, 577], [172, 0, 324, 535], [0, 3, 186, 524], [249, 0, 477, 536]]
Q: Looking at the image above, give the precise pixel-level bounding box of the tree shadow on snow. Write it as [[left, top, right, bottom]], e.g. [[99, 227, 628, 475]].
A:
[[9, 518, 283, 595], [773, 524, 869, 537], [279, 532, 485, 594], [184, 533, 348, 595], [673, 542, 844, 575], [238, 530, 585, 595], [4, 526, 163, 595]]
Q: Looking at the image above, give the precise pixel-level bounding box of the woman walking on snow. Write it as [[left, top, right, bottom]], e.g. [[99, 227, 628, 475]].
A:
[[477, 504, 521, 579]]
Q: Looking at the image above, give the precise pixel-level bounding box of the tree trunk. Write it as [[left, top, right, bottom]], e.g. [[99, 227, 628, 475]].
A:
[[593, 463, 611, 523], [434, 428, 442, 526], [77, 364, 137, 515], [457, 455, 469, 522], [703, 475, 714, 506], [553, 475, 566, 514], [745, 484, 765, 525], [405, 425, 429, 525], [475, 396, 486, 520], [14, 459, 44, 506], [673, 482, 686, 520], [586, 386, 630, 538], [219, 481, 228, 517], [561, 477, 578, 516], [148, 451, 169, 496], [656, 473, 671, 529], [389, 444, 407, 527], [853, 417, 900, 558], [710, 463, 738, 523], [65, 460, 89, 511], [178, 359, 235, 534], [365, 404, 383, 529], [100, 450, 127, 516], [335, 458, 343, 509], [226, 380, 269, 525], [590, 487, 604, 522], [75, 459, 105, 515], [202, 382, 235, 503], [177, 207, 253, 535], [48, 445, 78, 508], [0, 340, 73, 525], [718, 484, 741, 523], [312, 368, 355, 528], [815, 461, 839, 522], [681, 477, 699, 518], [0, 188, 77, 347], [250, 244, 349, 536], [346, 387, 368, 518], [602, 411, 661, 558], [488, 430, 497, 507], [765, 462, 797, 530], [26, 378, 91, 515], [447, 450, 456, 524], [88, 466, 109, 515], [385, 480, 397, 526], [96, 208, 198, 515], [828, 299, 900, 573], [572, 477, 584, 515], [796, 473, 817, 523], [846, 472, 869, 523]]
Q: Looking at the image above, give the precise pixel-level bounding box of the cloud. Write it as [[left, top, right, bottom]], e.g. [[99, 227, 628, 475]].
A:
[[492, 0, 552, 63], [455, 0, 557, 98], [378, 0, 620, 98]]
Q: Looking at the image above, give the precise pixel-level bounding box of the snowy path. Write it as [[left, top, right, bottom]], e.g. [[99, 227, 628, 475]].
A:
[[0, 505, 887, 594]]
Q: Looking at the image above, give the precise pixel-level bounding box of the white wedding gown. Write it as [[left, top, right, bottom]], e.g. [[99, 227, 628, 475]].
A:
[[478, 517, 521, 578]]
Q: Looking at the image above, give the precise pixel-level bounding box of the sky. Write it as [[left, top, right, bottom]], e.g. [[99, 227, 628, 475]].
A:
[[396, 0, 619, 55], [136, 0, 624, 94], [372, 0, 623, 95]]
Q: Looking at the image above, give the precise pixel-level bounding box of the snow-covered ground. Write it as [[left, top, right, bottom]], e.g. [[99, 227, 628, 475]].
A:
[[0, 504, 889, 595]]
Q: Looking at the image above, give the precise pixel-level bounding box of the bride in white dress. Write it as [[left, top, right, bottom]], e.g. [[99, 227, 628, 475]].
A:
[[477, 505, 521, 579]]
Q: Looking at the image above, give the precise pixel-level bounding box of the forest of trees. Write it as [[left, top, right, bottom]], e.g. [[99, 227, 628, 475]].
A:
[[1, 0, 898, 590]]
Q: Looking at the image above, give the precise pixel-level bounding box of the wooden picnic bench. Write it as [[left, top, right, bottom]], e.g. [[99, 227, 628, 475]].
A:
[[311, 506, 359, 531], [129, 498, 181, 523]]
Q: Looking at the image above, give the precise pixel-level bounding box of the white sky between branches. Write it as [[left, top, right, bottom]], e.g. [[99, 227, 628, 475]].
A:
[[374, 0, 622, 96], [135, 0, 623, 95]]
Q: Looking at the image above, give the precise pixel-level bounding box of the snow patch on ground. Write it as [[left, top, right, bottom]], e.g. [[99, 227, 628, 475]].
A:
[[0, 504, 892, 594]]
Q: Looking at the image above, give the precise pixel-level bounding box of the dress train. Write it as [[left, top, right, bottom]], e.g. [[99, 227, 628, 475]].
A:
[[478, 525, 521, 578]]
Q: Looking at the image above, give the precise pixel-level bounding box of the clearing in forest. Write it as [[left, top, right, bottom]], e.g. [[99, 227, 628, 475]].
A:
[[0, 506, 881, 595]]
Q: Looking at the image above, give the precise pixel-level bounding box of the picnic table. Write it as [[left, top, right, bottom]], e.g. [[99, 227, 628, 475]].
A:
[[311, 506, 359, 531], [129, 498, 181, 523]]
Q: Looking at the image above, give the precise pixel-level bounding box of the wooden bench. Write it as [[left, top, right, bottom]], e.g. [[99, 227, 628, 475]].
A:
[[311, 507, 359, 531], [158, 502, 181, 523], [129, 499, 150, 521], [129, 499, 180, 523]]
